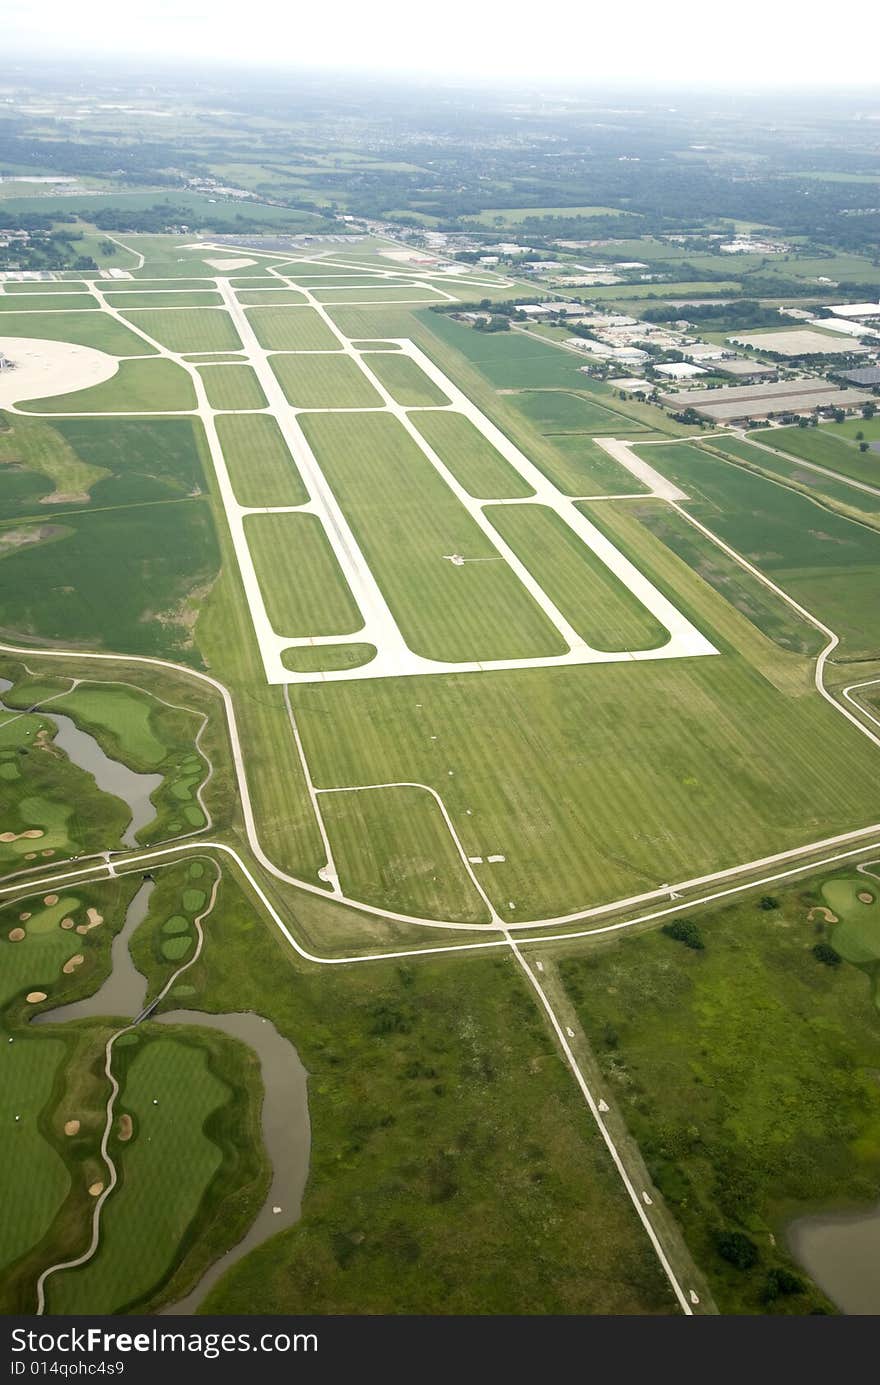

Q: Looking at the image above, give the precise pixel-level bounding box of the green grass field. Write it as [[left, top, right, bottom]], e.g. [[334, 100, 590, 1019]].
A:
[[46, 1035, 230, 1314], [0, 295, 97, 312], [281, 643, 376, 674], [512, 389, 647, 435], [361, 352, 450, 406], [559, 867, 880, 1313], [298, 411, 567, 663], [313, 285, 447, 304], [0, 311, 155, 356], [269, 354, 382, 409], [410, 411, 534, 499], [636, 441, 880, 659], [485, 504, 669, 652], [319, 786, 490, 924], [749, 426, 880, 489], [121, 309, 242, 354], [0, 414, 106, 503], [245, 513, 362, 637], [198, 365, 267, 411], [20, 359, 196, 415], [103, 292, 223, 309], [215, 414, 308, 507], [234, 289, 306, 306], [535, 436, 652, 495], [245, 307, 341, 352]]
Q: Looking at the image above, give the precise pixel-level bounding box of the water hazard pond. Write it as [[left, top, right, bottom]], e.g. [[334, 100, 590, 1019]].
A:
[[0, 678, 161, 848], [32, 877, 310, 1311], [787, 1205, 880, 1315]]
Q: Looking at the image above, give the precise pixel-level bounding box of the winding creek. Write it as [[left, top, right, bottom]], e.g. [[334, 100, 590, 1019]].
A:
[[31, 876, 311, 1312], [0, 678, 161, 848], [1, 675, 311, 1311]]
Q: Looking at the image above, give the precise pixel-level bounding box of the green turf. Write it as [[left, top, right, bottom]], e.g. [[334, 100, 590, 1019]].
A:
[[269, 354, 382, 409], [298, 411, 567, 663], [245, 307, 341, 352], [361, 353, 450, 406], [313, 285, 447, 304], [46, 1036, 229, 1314], [0, 311, 155, 356], [121, 309, 242, 354], [486, 504, 668, 652], [20, 360, 196, 415], [198, 365, 267, 411], [559, 870, 880, 1313], [0, 295, 97, 312], [281, 643, 376, 673], [215, 414, 307, 507], [234, 290, 306, 305], [50, 686, 165, 766], [319, 786, 490, 924], [822, 876, 880, 968], [701, 437, 880, 524], [410, 411, 534, 498], [103, 292, 222, 309], [246, 513, 362, 637]]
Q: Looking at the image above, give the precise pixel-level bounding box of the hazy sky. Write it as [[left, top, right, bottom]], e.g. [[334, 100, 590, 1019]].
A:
[[3, 0, 880, 87]]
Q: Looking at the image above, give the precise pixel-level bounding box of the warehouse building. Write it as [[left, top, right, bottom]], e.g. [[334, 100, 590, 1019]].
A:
[[658, 379, 875, 425]]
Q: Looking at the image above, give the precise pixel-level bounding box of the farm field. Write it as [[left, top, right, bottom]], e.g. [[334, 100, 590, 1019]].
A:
[[749, 426, 880, 488], [703, 436, 880, 522], [215, 413, 307, 507], [298, 411, 567, 663], [246, 512, 362, 637], [634, 441, 880, 659]]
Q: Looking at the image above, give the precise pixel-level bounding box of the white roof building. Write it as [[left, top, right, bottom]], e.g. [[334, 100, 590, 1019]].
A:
[[654, 362, 708, 380], [827, 303, 880, 319]]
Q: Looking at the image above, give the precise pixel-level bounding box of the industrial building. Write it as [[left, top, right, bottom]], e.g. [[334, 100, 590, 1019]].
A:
[[658, 378, 876, 425]]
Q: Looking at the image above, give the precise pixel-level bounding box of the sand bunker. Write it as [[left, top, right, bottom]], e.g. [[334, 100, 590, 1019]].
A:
[[60, 917, 75, 930], [0, 336, 118, 407], [203, 257, 256, 270], [858, 891, 874, 904], [62, 954, 84, 974], [0, 829, 44, 842], [19, 912, 31, 922], [8, 927, 25, 942], [118, 1114, 132, 1142], [808, 906, 839, 924], [76, 907, 103, 935], [88, 1181, 104, 1197], [26, 991, 47, 1003], [64, 1119, 80, 1137], [43, 894, 58, 906]]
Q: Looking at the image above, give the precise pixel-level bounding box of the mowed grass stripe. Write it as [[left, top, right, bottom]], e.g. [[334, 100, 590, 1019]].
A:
[[486, 504, 668, 652], [362, 352, 450, 406], [234, 289, 306, 305], [269, 354, 382, 409], [298, 412, 567, 662], [319, 786, 491, 924], [215, 414, 308, 506], [411, 411, 534, 499], [246, 512, 362, 637], [199, 365, 267, 411], [104, 292, 223, 309], [0, 294, 97, 312], [121, 308, 242, 353], [312, 285, 447, 303], [245, 307, 341, 352]]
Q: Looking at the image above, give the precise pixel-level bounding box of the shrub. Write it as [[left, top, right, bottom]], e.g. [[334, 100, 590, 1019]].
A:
[[716, 1229, 759, 1270], [661, 918, 705, 950], [812, 941, 841, 967], [763, 1267, 805, 1302], [759, 896, 779, 911]]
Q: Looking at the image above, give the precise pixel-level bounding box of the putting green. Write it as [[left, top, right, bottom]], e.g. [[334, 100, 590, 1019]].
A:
[[823, 876, 880, 965]]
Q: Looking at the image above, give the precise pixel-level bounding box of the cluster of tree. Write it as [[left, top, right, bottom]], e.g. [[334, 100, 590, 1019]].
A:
[[641, 300, 787, 332], [661, 918, 705, 950]]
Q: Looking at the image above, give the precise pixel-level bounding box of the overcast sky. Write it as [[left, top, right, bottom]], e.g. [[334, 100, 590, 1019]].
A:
[[2, 0, 879, 88]]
